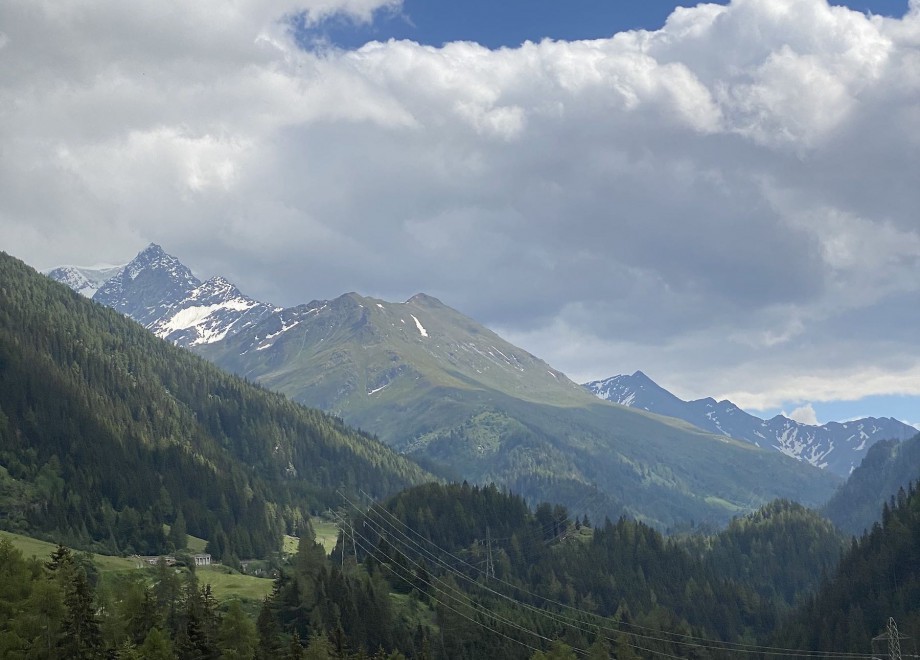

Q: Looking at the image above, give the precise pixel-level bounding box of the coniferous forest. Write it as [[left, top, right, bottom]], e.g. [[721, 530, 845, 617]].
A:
[[2, 250, 920, 658], [0, 251, 430, 560], [3, 480, 920, 658]]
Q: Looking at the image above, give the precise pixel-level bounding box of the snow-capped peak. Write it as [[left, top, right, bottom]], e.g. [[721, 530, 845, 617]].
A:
[[584, 371, 917, 478], [149, 275, 276, 347], [49, 244, 276, 349], [45, 264, 125, 298]]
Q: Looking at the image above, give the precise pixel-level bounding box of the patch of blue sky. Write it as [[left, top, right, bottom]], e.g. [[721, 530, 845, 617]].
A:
[[295, 0, 911, 51], [752, 395, 920, 429]]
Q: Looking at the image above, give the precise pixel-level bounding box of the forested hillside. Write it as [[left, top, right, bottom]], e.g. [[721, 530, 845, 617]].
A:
[[694, 500, 846, 610], [0, 252, 430, 559], [252, 484, 853, 658], [0, 480, 870, 658], [778, 480, 920, 654], [199, 289, 839, 530], [823, 432, 920, 536]]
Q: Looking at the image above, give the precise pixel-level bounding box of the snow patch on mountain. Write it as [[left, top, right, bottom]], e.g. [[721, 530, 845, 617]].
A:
[[585, 371, 917, 478], [49, 244, 276, 349], [411, 314, 428, 338], [45, 264, 125, 298]]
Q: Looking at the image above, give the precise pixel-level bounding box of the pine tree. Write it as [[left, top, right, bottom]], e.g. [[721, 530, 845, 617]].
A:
[[137, 627, 175, 660], [59, 565, 103, 659], [256, 598, 282, 660], [614, 632, 640, 660], [218, 599, 258, 660], [304, 630, 333, 659], [169, 509, 188, 551]]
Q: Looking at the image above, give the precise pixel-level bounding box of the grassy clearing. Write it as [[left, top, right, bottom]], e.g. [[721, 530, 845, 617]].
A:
[[1, 530, 137, 571], [196, 564, 274, 601], [389, 592, 436, 630], [186, 533, 208, 553], [286, 518, 340, 557], [162, 523, 209, 554], [283, 534, 299, 554], [313, 518, 339, 554], [1, 530, 272, 602]]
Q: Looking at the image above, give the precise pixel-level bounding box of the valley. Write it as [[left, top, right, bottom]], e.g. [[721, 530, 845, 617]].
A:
[[50, 245, 841, 529], [7, 0, 920, 656], [0, 247, 913, 658]]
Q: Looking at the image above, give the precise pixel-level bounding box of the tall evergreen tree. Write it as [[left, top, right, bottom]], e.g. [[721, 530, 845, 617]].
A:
[[169, 509, 188, 552]]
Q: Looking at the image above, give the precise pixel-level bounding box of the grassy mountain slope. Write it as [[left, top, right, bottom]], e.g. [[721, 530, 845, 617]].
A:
[[0, 252, 431, 558], [200, 292, 839, 528]]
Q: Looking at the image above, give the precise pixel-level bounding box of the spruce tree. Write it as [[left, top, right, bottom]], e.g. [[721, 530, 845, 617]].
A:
[[169, 509, 188, 551], [59, 565, 103, 659]]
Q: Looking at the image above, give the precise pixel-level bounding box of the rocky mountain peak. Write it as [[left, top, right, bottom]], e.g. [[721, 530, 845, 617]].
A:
[[585, 371, 917, 477]]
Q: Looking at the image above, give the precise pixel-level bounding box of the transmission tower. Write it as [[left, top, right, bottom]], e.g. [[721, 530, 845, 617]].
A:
[[873, 617, 907, 660]]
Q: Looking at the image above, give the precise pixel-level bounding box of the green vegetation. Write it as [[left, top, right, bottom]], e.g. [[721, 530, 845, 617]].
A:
[[1, 481, 911, 658], [822, 432, 920, 536], [778, 480, 920, 652], [196, 565, 274, 602], [282, 534, 299, 554], [0, 251, 432, 561], [186, 533, 208, 554], [0, 539, 262, 657], [200, 291, 839, 529], [256, 483, 859, 658], [3, 250, 914, 658], [312, 518, 340, 554], [2, 529, 273, 603], [689, 500, 847, 610], [2, 529, 137, 571]]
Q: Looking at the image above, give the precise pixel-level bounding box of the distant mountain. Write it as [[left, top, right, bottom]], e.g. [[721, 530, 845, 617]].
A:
[[48, 246, 840, 529], [148, 275, 277, 347], [585, 371, 916, 478], [6, 250, 430, 558], [44, 264, 125, 298], [822, 432, 920, 536], [201, 291, 588, 415], [48, 244, 276, 347], [199, 291, 840, 529], [92, 243, 201, 326]]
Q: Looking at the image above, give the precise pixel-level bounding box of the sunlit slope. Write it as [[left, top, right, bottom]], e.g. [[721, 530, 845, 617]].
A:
[[200, 292, 839, 528], [205, 293, 588, 409], [0, 252, 431, 558]]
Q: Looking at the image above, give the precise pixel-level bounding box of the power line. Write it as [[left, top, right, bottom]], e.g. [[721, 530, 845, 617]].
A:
[[347, 489, 876, 659], [331, 510, 553, 657]]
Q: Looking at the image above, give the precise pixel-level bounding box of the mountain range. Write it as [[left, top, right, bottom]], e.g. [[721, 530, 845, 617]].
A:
[[4, 250, 430, 559], [585, 371, 916, 478], [47, 244, 840, 528], [49, 246, 277, 347]]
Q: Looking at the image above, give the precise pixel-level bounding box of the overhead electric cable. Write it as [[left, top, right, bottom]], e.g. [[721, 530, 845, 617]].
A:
[[349, 489, 875, 659], [331, 510, 553, 656]]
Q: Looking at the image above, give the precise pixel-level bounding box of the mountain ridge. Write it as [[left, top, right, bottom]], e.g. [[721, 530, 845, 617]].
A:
[[49, 244, 278, 348], [5, 250, 432, 558], [585, 371, 916, 478], [48, 245, 841, 528]]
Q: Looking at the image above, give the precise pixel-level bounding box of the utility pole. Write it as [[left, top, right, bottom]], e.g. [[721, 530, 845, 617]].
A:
[[486, 526, 495, 579], [351, 521, 357, 563]]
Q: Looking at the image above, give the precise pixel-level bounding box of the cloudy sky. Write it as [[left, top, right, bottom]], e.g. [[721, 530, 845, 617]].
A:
[[2, 0, 920, 425]]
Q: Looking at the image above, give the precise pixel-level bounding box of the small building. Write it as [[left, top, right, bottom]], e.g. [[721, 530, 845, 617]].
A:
[[134, 555, 176, 568], [192, 553, 212, 566]]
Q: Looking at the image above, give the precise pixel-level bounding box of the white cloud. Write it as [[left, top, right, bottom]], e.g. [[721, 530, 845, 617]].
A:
[[786, 403, 820, 426], [2, 0, 920, 414]]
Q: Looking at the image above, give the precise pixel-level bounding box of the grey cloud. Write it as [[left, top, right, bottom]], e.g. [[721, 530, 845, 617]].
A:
[[3, 0, 920, 410]]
